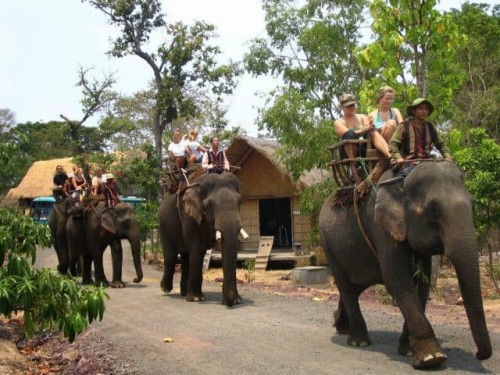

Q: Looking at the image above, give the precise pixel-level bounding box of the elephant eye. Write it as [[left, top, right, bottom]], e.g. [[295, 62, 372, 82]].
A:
[[427, 202, 439, 218]]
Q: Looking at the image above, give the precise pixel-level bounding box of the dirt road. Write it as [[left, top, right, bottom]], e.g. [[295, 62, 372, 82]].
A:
[[34, 244, 499, 374]]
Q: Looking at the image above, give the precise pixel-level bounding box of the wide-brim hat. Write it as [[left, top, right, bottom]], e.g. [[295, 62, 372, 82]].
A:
[[406, 98, 435, 116], [106, 173, 115, 180], [340, 93, 356, 107]]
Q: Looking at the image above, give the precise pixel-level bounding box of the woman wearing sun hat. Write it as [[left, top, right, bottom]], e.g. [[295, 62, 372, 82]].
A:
[[389, 97, 452, 169]]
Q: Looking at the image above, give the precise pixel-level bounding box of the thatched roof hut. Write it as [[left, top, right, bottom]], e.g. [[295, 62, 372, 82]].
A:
[[225, 135, 330, 252], [0, 157, 74, 208], [226, 135, 330, 192]]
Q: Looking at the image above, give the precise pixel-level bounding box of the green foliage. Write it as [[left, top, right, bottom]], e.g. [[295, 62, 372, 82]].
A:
[[242, 259, 256, 283], [374, 285, 393, 305], [357, 0, 466, 120], [453, 128, 500, 235], [84, 0, 241, 166], [0, 142, 32, 197], [449, 3, 500, 141], [135, 200, 160, 254], [0, 208, 108, 342], [244, 0, 367, 179]]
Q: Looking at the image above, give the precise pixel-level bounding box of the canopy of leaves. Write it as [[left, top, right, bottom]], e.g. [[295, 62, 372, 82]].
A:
[[83, 0, 242, 166], [356, 0, 466, 120], [244, 0, 367, 181], [449, 3, 499, 142]]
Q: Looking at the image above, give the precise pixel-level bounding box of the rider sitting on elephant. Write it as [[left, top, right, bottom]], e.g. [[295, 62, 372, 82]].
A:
[[389, 98, 452, 176], [104, 173, 121, 207], [202, 137, 230, 174]]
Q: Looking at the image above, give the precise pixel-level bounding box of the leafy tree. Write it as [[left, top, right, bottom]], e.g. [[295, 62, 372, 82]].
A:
[[0, 208, 108, 342], [356, 0, 466, 120], [452, 128, 500, 291], [449, 3, 500, 141], [0, 140, 32, 197], [244, 0, 367, 179], [83, 0, 241, 168], [60, 66, 117, 155], [0, 108, 16, 134]]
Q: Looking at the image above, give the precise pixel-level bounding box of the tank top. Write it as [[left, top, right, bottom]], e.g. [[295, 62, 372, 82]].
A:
[[374, 108, 395, 129]]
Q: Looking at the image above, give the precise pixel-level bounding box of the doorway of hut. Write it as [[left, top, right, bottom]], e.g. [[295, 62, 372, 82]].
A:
[[258, 198, 292, 248]]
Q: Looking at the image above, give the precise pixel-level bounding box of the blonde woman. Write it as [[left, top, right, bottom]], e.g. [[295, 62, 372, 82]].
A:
[[185, 129, 207, 163], [368, 86, 404, 142]]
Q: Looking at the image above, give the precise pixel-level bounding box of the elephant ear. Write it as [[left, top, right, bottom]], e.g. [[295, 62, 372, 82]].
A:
[[183, 187, 203, 225], [101, 208, 116, 235], [375, 181, 407, 242]]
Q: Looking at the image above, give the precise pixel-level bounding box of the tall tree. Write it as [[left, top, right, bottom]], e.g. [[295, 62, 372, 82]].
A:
[[60, 66, 117, 154], [0, 108, 16, 134], [449, 3, 499, 141], [357, 0, 465, 119], [83, 0, 241, 168], [244, 0, 368, 179]]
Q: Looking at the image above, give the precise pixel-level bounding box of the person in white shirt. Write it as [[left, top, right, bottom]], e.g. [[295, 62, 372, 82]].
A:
[[167, 129, 188, 170], [185, 129, 207, 164]]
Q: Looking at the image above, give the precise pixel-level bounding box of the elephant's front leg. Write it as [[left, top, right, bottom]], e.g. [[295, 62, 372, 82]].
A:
[[81, 255, 93, 285], [110, 240, 125, 288], [92, 244, 109, 287], [160, 249, 177, 294], [186, 249, 205, 302], [385, 254, 446, 369]]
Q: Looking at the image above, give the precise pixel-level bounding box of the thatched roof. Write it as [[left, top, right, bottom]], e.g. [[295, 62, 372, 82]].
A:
[[0, 158, 75, 207], [226, 135, 330, 189]]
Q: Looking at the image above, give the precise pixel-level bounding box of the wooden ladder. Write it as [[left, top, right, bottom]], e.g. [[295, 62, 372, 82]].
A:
[[254, 236, 274, 271]]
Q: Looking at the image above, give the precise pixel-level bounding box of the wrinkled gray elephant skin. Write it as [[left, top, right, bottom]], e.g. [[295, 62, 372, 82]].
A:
[[66, 201, 143, 287], [159, 172, 243, 307], [319, 161, 492, 369]]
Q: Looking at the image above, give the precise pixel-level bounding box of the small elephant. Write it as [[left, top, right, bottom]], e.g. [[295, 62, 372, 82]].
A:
[[66, 201, 143, 287], [159, 172, 247, 307], [319, 161, 492, 369]]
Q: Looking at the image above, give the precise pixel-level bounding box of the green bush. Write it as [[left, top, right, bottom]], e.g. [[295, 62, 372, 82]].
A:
[[0, 208, 108, 342]]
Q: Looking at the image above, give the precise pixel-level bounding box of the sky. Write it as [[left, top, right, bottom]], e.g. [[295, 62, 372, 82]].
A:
[[0, 0, 489, 137]]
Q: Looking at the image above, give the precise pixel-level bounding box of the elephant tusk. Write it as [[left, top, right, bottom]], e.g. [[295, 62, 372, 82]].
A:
[[216, 230, 222, 241], [239, 228, 249, 241]]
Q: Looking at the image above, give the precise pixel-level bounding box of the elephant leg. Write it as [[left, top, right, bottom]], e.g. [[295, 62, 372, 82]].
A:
[[179, 253, 189, 296], [160, 242, 177, 294], [110, 240, 125, 288], [386, 254, 446, 369], [186, 247, 205, 302], [81, 255, 94, 285], [333, 299, 350, 335], [92, 245, 109, 287], [330, 267, 370, 346]]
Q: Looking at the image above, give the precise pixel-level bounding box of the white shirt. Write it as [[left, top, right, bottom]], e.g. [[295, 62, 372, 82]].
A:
[[168, 140, 187, 157]]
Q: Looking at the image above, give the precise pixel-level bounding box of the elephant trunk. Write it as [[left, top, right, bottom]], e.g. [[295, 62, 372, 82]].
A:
[[446, 234, 492, 360], [129, 231, 143, 283], [220, 227, 240, 307]]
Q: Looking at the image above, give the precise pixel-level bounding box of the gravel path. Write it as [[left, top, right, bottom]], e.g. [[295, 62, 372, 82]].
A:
[[31, 244, 499, 375]]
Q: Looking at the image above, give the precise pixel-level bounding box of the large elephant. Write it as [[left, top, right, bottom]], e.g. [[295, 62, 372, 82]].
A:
[[319, 161, 492, 369], [49, 197, 79, 274], [159, 172, 246, 307], [66, 201, 143, 287]]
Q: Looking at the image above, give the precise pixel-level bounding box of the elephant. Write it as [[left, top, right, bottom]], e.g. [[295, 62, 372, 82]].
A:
[[158, 172, 247, 307], [66, 200, 143, 287], [49, 197, 80, 275], [319, 161, 492, 369]]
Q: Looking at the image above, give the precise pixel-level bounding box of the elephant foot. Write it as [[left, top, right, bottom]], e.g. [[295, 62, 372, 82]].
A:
[[82, 278, 94, 285], [223, 294, 243, 307], [398, 341, 413, 356], [110, 280, 126, 288], [160, 278, 173, 293], [95, 279, 110, 288], [186, 293, 205, 302], [347, 335, 371, 347], [334, 307, 350, 335], [412, 352, 447, 369]]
